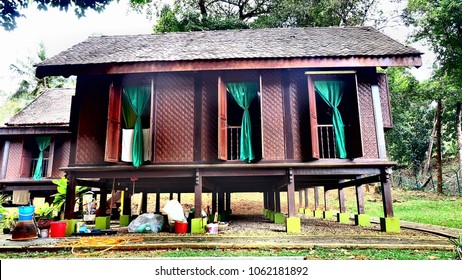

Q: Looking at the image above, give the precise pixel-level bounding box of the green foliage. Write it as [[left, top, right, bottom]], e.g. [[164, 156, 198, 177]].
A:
[[404, 0, 462, 87], [0, 247, 455, 260], [449, 235, 462, 259], [35, 202, 56, 219], [153, 0, 384, 33], [154, 4, 248, 33], [353, 195, 462, 229], [51, 177, 88, 213], [1, 0, 113, 30], [0, 194, 12, 214], [384, 67, 434, 174]]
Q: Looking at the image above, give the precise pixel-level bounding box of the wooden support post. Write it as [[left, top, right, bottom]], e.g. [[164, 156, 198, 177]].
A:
[[304, 188, 309, 209], [287, 169, 296, 217], [275, 191, 281, 213], [324, 189, 328, 211], [218, 192, 225, 213], [314, 187, 320, 210], [355, 181, 365, 214], [338, 187, 346, 213], [194, 169, 202, 219], [123, 187, 131, 216], [268, 190, 275, 211], [225, 192, 231, 212], [169, 193, 173, 200], [141, 191, 148, 214], [177, 193, 181, 203], [298, 190, 303, 210], [212, 191, 217, 214], [64, 173, 77, 220], [97, 184, 108, 217], [381, 168, 394, 218], [155, 189, 161, 213]]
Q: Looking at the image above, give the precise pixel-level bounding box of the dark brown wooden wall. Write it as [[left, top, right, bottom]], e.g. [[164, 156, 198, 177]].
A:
[[201, 71, 219, 162], [0, 139, 4, 176], [5, 137, 22, 178], [261, 70, 285, 160], [75, 76, 110, 165], [51, 135, 71, 177], [289, 70, 310, 160], [155, 72, 195, 163]]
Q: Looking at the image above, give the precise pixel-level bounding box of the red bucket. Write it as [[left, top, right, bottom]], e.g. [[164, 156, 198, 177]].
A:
[[174, 221, 188, 234], [49, 221, 67, 238]]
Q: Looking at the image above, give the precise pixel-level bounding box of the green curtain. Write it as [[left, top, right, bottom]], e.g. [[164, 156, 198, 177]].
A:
[[227, 82, 258, 162], [124, 86, 150, 167], [122, 93, 137, 129], [33, 136, 51, 180], [314, 80, 347, 158]]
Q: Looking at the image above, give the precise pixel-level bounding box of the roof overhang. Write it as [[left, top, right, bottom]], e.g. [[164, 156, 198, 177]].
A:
[[36, 55, 422, 78], [0, 126, 70, 136]]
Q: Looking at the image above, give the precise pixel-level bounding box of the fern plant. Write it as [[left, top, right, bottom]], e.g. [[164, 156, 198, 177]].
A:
[[449, 236, 462, 260]]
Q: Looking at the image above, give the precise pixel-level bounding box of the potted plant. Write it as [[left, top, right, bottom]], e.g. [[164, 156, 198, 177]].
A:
[[35, 202, 57, 237], [1, 211, 18, 234], [0, 194, 11, 221], [51, 177, 88, 219]]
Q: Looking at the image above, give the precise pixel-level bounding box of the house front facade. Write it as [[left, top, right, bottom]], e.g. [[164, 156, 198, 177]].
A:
[[0, 88, 74, 204], [35, 27, 422, 232]]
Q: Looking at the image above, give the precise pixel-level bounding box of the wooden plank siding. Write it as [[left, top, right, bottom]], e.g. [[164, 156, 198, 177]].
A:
[[70, 68, 389, 165], [75, 76, 110, 165]]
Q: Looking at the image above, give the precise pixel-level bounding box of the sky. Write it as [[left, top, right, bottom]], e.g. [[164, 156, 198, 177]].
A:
[[0, 0, 434, 101]]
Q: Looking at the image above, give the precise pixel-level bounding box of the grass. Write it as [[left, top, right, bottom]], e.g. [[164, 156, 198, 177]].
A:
[[346, 190, 462, 229], [0, 248, 456, 260]]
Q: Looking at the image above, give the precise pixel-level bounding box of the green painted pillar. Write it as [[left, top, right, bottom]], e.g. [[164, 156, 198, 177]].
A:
[[119, 215, 130, 226], [380, 217, 400, 233], [354, 214, 370, 226], [285, 217, 301, 233], [337, 212, 350, 223]]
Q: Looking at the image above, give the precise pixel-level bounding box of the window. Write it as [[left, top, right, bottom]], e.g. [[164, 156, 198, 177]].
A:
[[218, 76, 263, 162], [19, 136, 54, 179], [307, 73, 363, 159], [104, 77, 153, 166]]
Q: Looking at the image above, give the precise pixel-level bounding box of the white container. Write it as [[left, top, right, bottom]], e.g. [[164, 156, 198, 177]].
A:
[[206, 223, 218, 234], [39, 228, 49, 238]]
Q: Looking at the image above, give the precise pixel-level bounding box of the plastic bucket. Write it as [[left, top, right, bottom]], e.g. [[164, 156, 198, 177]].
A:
[[49, 221, 67, 238], [18, 205, 35, 221], [206, 223, 218, 234], [174, 221, 188, 234]]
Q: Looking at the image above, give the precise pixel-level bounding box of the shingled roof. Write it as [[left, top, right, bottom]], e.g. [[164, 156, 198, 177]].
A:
[[5, 88, 74, 127], [37, 27, 421, 66]]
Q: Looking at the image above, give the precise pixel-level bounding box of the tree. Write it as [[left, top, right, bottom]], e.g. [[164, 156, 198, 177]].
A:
[[404, 0, 462, 194], [9, 42, 75, 100], [1, 0, 114, 31], [153, 0, 384, 33], [2, 42, 75, 123]]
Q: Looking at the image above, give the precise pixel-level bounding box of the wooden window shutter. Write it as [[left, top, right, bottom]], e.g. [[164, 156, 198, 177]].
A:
[[146, 78, 155, 162], [217, 76, 228, 160], [347, 74, 364, 159], [307, 75, 320, 159], [377, 73, 393, 129], [46, 137, 55, 177], [19, 138, 31, 177], [104, 82, 122, 162]]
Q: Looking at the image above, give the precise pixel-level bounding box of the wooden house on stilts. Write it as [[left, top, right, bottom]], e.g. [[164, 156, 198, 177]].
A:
[[34, 27, 422, 233]]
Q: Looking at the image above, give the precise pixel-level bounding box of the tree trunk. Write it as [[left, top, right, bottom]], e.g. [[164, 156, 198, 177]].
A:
[[421, 110, 438, 188], [456, 102, 462, 187], [436, 99, 443, 194]]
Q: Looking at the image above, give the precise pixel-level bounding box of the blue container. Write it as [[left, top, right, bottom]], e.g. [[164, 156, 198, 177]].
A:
[[18, 205, 35, 221]]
